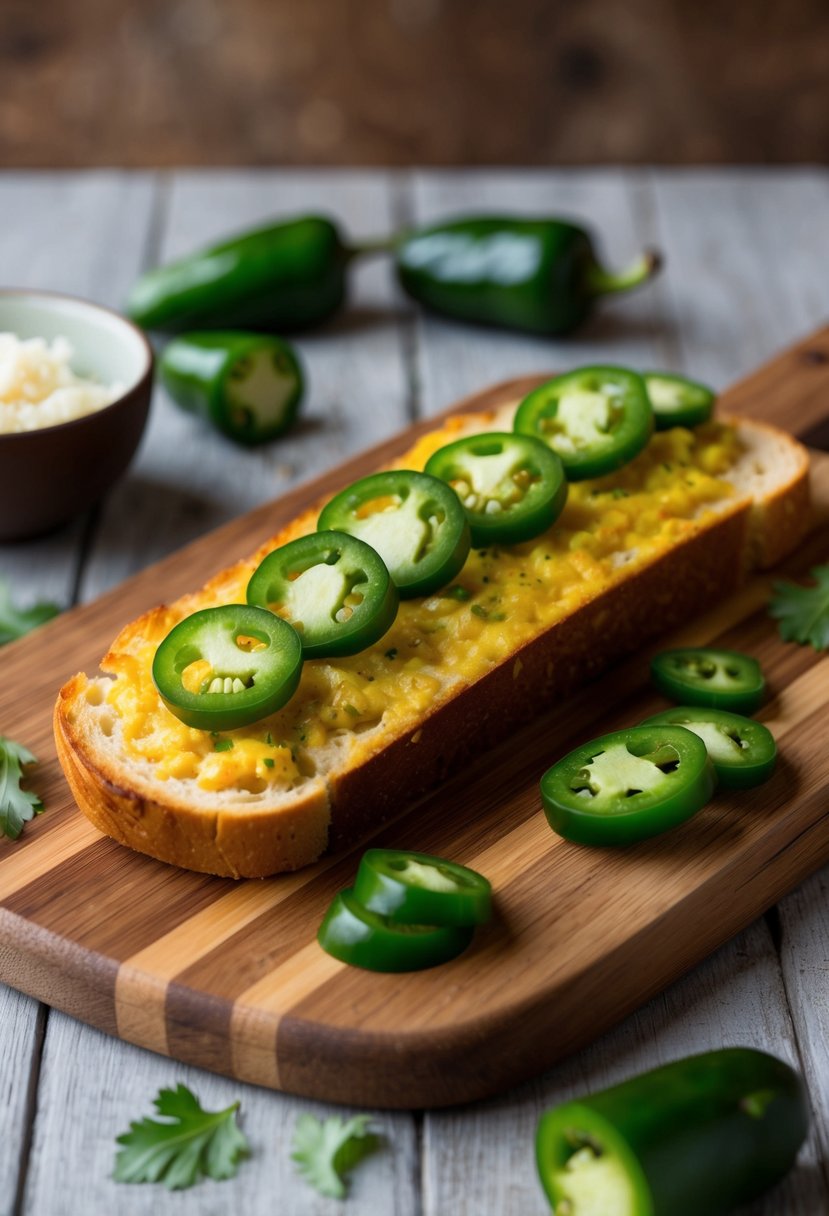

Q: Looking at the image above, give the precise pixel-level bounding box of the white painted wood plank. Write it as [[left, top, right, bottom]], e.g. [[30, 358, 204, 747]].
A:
[[424, 920, 825, 1215], [0, 172, 158, 601], [407, 168, 671, 413], [0, 989, 41, 1216], [21, 1013, 418, 1216], [0, 171, 156, 307], [776, 872, 829, 1191], [647, 168, 829, 389], [80, 169, 411, 597]]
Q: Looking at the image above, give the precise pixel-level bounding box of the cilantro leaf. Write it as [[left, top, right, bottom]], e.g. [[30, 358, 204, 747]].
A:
[[0, 736, 43, 840], [291, 1114, 379, 1199], [114, 1084, 248, 1190], [0, 579, 60, 647], [769, 565, 829, 652]]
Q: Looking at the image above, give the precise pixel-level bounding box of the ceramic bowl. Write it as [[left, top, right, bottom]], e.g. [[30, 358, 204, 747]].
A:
[[0, 290, 153, 542]]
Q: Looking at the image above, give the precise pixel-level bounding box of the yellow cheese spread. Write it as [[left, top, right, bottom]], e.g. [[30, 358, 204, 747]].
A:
[[103, 414, 741, 794]]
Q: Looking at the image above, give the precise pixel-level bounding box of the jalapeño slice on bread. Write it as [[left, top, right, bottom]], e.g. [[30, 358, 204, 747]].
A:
[[643, 371, 716, 431], [514, 366, 653, 481], [425, 432, 567, 546], [152, 604, 302, 731], [247, 530, 398, 659], [317, 469, 471, 598]]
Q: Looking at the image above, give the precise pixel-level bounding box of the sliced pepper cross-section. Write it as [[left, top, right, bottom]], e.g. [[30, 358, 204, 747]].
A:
[[643, 371, 716, 431], [642, 706, 777, 789], [540, 724, 715, 846], [317, 470, 470, 598], [152, 603, 303, 731], [651, 647, 766, 714], [514, 366, 653, 481], [317, 887, 474, 972], [353, 848, 492, 926], [424, 431, 567, 546], [247, 530, 399, 659], [159, 331, 304, 446]]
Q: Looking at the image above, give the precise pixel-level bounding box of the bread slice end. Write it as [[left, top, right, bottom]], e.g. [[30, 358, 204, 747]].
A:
[[54, 675, 330, 879]]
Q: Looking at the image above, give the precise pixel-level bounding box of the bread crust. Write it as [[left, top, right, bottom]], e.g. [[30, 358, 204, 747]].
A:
[[723, 415, 813, 569], [55, 676, 330, 879], [55, 414, 813, 878]]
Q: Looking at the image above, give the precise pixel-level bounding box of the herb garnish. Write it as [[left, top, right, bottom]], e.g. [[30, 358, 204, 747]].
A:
[[471, 604, 506, 622], [769, 565, 829, 651], [0, 579, 60, 647], [0, 736, 43, 840], [291, 1114, 379, 1199], [113, 1085, 248, 1190]]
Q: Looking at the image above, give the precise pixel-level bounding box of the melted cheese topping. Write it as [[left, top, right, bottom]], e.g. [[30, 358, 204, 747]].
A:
[[103, 410, 741, 794]]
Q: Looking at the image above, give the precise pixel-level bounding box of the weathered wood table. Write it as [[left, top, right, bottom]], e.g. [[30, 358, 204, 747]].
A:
[[1, 169, 827, 1215]]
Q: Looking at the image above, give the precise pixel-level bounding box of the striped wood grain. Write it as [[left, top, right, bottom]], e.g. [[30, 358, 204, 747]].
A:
[[1, 330, 829, 1109]]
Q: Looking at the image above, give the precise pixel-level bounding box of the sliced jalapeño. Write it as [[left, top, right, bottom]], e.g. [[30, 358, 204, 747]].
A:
[[643, 371, 716, 431], [317, 470, 470, 598], [651, 647, 765, 714], [424, 431, 567, 546], [317, 887, 474, 972], [536, 1048, 809, 1216], [540, 724, 714, 846], [152, 603, 303, 731], [642, 706, 776, 789], [159, 331, 304, 445], [353, 848, 492, 927], [514, 365, 653, 481], [247, 530, 398, 659]]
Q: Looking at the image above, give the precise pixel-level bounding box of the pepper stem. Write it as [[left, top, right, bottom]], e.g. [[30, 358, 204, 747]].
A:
[[344, 235, 399, 261], [585, 249, 663, 297]]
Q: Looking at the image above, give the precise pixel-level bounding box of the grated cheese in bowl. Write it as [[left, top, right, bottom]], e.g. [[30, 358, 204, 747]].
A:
[[0, 332, 123, 434]]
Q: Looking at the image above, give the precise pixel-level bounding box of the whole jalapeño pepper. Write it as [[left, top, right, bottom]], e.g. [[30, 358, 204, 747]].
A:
[[127, 215, 353, 333], [536, 1048, 808, 1215], [396, 216, 662, 335]]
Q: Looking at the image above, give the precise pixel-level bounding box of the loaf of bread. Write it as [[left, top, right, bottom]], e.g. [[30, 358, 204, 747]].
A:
[[55, 399, 811, 878]]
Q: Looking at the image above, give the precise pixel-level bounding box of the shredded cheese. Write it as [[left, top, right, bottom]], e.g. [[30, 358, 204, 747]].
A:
[[0, 333, 121, 434]]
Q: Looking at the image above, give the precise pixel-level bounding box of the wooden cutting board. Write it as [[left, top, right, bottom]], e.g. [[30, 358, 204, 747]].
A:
[[2, 328, 829, 1110]]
